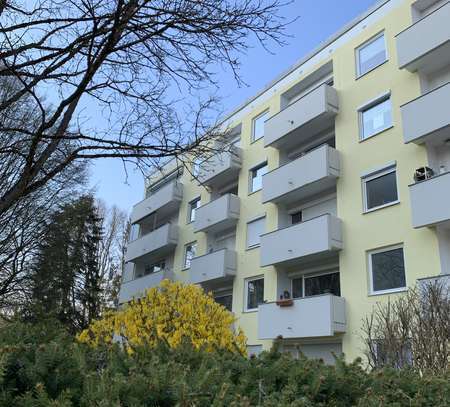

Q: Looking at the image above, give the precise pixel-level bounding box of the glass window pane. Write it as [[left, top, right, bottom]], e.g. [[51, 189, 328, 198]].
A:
[[291, 211, 302, 225], [184, 242, 197, 268], [253, 111, 269, 141], [358, 35, 386, 76], [304, 272, 340, 297], [371, 248, 406, 292], [292, 277, 303, 298], [247, 278, 264, 310], [251, 163, 268, 192], [366, 171, 398, 210], [246, 217, 265, 248], [362, 98, 392, 139], [188, 198, 201, 222], [215, 294, 233, 311]]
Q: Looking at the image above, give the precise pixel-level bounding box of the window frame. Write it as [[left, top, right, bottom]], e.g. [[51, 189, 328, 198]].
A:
[[358, 93, 393, 141], [368, 244, 407, 295], [251, 109, 269, 142], [249, 161, 268, 194], [183, 241, 197, 269], [246, 215, 266, 249], [362, 165, 399, 213], [291, 270, 340, 299], [355, 31, 388, 78], [187, 196, 201, 223], [244, 275, 265, 312]]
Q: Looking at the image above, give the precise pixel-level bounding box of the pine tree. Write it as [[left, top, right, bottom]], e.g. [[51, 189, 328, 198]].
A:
[[29, 195, 103, 332]]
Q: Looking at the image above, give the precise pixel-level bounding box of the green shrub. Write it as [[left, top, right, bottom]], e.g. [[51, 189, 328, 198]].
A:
[[0, 321, 448, 406]]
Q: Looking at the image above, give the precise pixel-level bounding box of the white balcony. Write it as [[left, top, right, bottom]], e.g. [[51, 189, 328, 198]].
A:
[[130, 181, 182, 224], [401, 82, 450, 145], [197, 146, 242, 187], [262, 145, 339, 205], [258, 294, 346, 339], [409, 172, 450, 228], [125, 223, 178, 263], [396, 2, 450, 73], [260, 214, 343, 267], [194, 194, 240, 234], [118, 269, 171, 304], [189, 249, 236, 285], [264, 84, 338, 150]]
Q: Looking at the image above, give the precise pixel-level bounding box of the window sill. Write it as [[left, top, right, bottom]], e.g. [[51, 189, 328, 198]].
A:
[[355, 59, 389, 81], [368, 287, 407, 297], [250, 136, 264, 145], [359, 125, 394, 143], [248, 188, 262, 197], [363, 200, 400, 214], [181, 267, 191, 272]]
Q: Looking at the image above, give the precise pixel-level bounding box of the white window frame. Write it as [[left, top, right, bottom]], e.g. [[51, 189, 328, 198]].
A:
[[187, 196, 201, 223], [355, 31, 388, 78], [291, 269, 340, 299], [358, 93, 392, 141], [251, 110, 269, 142], [362, 165, 399, 213], [183, 241, 197, 269], [249, 161, 268, 193], [246, 216, 265, 249], [368, 244, 407, 295], [244, 275, 264, 312]]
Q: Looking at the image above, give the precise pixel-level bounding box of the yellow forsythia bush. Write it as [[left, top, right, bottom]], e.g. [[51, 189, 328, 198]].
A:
[[77, 279, 247, 354]]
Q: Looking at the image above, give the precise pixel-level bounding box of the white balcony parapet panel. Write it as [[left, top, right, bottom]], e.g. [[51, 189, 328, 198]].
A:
[[417, 274, 450, 296], [396, 2, 450, 73], [125, 223, 178, 263], [194, 194, 240, 234], [260, 214, 343, 267], [401, 82, 450, 145], [262, 145, 339, 205], [118, 269, 173, 304], [264, 84, 338, 150], [198, 146, 242, 187], [258, 294, 346, 339], [190, 249, 236, 285], [130, 181, 183, 224], [409, 172, 450, 228]]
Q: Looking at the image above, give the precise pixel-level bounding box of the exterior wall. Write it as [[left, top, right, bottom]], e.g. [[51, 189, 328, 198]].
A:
[[120, 0, 446, 361]]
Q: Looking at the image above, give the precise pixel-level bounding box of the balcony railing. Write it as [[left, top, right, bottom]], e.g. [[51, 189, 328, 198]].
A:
[[189, 248, 236, 285], [409, 171, 450, 228], [194, 194, 240, 233], [130, 180, 182, 224], [396, 1, 450, 73], [260, 214, 343, 267], [264, 84, 338, 150], [197, 146, 242, 187], [118, 269, 172, 303], [262, 145, 339, 204], [258, 294, 346, 339], [125, 223, 178, 263]]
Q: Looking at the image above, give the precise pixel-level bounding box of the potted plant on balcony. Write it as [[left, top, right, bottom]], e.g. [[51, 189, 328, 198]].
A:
[[276, 291, 294, 307]]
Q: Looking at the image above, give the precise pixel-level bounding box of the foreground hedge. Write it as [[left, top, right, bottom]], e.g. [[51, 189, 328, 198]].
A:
[[0, 321, 448, 406]]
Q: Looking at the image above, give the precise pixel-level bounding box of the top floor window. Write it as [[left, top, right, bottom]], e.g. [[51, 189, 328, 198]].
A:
[[356, 32, 387, 77], [252, 110, 269, 142]]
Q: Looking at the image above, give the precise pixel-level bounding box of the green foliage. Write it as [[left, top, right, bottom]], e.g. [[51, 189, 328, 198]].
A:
[[0, 321, 448, 406]]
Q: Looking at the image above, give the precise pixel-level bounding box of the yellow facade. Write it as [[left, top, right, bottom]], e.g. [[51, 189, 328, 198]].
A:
[[122, 0, 450, 361]]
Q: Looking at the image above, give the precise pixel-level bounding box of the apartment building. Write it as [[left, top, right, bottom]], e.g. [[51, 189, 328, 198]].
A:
[[119, 0, 450, 363]]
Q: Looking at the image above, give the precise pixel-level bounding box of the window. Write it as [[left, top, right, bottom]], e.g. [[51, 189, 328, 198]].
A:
[[249, 162, 268, 193], [291, 211, 302, 225], [369, 245, 406, 294], [215, 294, 233, 312], [372, 339, 412, 369], [252, 110, 269, 142], [363, 166, 398, 212], [135, 260, 165, 279], [245, 277, 264, 311], [192, 158, 201, 177], [187, 197, 201, 223], [360, 96, 392, 140], [246, 216, 265, 249], [356, 33, 387, 77], [183, 242, 197, 269], [129, 223, 140, 242], [292, 272, 340, 299]]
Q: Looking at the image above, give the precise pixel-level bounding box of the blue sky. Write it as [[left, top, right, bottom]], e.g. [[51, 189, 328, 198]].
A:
[[89, 0, 379, 213]]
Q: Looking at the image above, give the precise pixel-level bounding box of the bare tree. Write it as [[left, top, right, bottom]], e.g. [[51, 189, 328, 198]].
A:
[[362, 280, 450, 374], [0, 0, 290, 216], [95, 200, 127, 309]]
